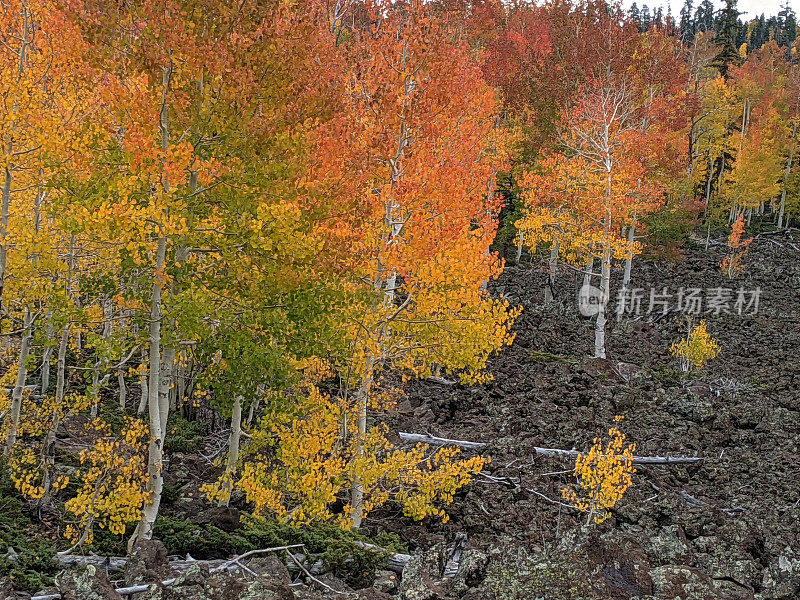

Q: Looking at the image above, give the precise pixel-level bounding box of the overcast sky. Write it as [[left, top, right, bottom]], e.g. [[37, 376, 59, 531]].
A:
[[619, 0, 795, 20]]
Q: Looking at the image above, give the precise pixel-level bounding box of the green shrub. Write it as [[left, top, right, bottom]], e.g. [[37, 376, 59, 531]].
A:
[[0, 464, 57, 593], [153, 514, 405, 589], [164, 416, 206, 454]]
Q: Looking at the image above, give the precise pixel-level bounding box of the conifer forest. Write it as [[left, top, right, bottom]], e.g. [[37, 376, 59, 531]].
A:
[[0, 0, 799, 598]]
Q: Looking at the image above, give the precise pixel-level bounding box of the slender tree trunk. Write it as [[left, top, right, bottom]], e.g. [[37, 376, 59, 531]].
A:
[[41, 314, 53, 394], [0, 162, 12, 305], [118, 367, 127, 411], [594, 246, 611, 359], [130, 60, 173, 551], [778, 123, 797, 229], [544, 242, 558, 304], [89, 298, 113, 419], [158, 348, 174, 442], [703, 154, 713, 216], [4, 307, 33, 455], [130, 234, 167, 550], [219, 396, 243, 507], [515, 230, 524, 264], [42, 324, 70, 501], [351, 364, 374, 529], [137, 347, 148, 416], [617, 221, 636, 321]]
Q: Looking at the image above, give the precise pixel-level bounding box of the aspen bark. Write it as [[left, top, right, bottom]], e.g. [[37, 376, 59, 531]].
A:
[[137, 347, 148, 416], [131, 61, 173, 550], [130, 233, 167, 550], [219, 396, 243, 507], [778, 123, 796, 229], [42, 324, 69, 500], [617, 221, 635, 321], [351, 363, 374, 529], [4, 307, 33, 455], [544, 241, 558, 304], [0, 163, 11, 305], [41, 315, 53, 394], [594, 245, 611, 359], [118, 367, 127, 411], [351, 53, 411, 528]]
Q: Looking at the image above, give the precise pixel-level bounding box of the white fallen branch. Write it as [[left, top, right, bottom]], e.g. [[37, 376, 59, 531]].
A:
[[398, 432, 705, 465], [31, 579, 177, 600]]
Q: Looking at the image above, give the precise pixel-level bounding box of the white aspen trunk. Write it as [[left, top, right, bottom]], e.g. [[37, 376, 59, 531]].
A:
[[41, 314, 53, 394], [778, 123, 797, 229], [131, 60, 172, 551], [137, 348, 148, 416], [4, 307, 32, 454], [42, 324, 69, 501], [515, 230, 524, 264], [0, 9, 30, 307], [544, 241, 558, 304], [118, 368, 127, 411], [89, 369, 100, 419], [617, 221, 636, 321], [89, 298, 113, 419], [158, 348, 174, 442], [0, 162, 11, 305], [594, 246, 611, 359], [219, 396, 243, 507], [703, 154, 713, 216], [350, 51, 413, 529], [351, 364, 373, 529], [130, 234, 167, 550], [55, 325, 69, 402], [582, 257, 594, 288]]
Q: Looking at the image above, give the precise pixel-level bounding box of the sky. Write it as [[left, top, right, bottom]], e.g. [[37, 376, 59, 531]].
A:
[[618, 0, 795, 20]]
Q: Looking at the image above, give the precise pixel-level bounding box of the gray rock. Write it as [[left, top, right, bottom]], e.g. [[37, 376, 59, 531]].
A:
[[399, 544, 446, 600], [651, 565, 721, 599], [372, 570, 398, 593], [646, 525, 693, 566], [59, 565, 123, 600]]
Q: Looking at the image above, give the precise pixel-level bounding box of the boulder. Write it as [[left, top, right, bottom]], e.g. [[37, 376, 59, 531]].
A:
[[60, 565, 122, 600]]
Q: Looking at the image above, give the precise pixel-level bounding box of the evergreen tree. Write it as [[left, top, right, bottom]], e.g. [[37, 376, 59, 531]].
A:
[[695, 0, 715, 33], [642, 4, 652, 31], [680, 0, 695, 42], [713, 0, 744, 78], [629, 2, 642, 29], [777, 2, 797, 48]]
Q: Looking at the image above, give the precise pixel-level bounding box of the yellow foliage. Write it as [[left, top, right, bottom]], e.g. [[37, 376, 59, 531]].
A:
[[7, 392, 93, 501], [561, 417, 636, 525], [670, 320, 721, 373], [204, 384, 486, 528], [63, 417, 151, 546], [719, 215, 752, 279]]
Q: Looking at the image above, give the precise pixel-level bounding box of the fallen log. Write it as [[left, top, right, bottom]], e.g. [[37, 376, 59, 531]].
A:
[[352, 541, 411, 573], [398, 432, 705, 465], [52, 540, 410, 587]]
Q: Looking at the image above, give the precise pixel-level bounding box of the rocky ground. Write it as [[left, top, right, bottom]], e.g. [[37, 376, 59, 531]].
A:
[[379, 235, 800, 600], [9, 236, 800, 600]]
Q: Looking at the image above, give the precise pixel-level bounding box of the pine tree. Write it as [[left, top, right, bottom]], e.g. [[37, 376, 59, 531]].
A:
[[778, 2, 797, 48], [680, 0, 695, 42], [642, 5, 652, 31], [714, 0, 744, 78], [629, 2, 641, 29], [695, 0, 715, 33]]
